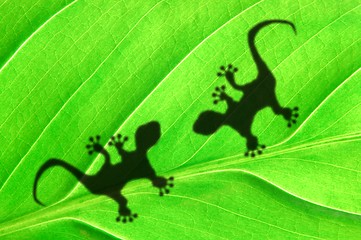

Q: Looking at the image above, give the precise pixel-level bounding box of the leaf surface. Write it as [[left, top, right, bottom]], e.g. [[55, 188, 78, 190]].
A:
[[0, 0, 360, 239]]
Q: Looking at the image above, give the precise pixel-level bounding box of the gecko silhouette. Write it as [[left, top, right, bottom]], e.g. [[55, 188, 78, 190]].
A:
[[33, 121, 174, 223], [193, 20, 299, 157]]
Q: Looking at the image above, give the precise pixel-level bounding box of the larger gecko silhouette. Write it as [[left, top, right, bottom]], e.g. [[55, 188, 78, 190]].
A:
[[33, 121, 174, 223], [194, 20, 299, 157]]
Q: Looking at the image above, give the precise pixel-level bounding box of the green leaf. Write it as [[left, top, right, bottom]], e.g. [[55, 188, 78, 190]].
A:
[[0, 0, 360, 239]]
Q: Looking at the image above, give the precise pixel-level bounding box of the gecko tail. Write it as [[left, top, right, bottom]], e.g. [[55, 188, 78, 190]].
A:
[[33, 158, 85, 206]]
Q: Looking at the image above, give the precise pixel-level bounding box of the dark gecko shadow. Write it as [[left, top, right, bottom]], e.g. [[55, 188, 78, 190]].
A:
[[33, 121, 174, 223], [193, 20, 299, 157]]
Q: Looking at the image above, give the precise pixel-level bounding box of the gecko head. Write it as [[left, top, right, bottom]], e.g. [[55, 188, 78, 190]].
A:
[[193, 111, 224, 135], [135, 121, 161, 151]]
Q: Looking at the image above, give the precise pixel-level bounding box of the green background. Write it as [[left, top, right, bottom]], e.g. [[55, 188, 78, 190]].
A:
[[0, 0, 360, 239]]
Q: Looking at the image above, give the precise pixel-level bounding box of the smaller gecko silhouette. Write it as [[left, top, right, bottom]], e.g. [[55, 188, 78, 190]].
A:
[[33, 121, 174, 223], [193, 20, 299, 157]]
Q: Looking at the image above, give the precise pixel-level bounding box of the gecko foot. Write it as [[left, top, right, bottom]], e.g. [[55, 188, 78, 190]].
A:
[[245, 144, 266, 158], [152, 176, 174, 196], [108, 134, 128, 148], [212, 85, 227, 105], [116, 208, 138, 223], [86, 135, 103, 155], [217, 64, 238, 77], [287, 107, 299, 128]]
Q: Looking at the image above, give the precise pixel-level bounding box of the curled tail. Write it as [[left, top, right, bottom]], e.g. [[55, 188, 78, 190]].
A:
[[33, 158, 85, 206], [248, 19, 296, 74]]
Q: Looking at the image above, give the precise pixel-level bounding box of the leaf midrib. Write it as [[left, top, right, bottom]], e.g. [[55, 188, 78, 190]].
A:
[[0, 134, 359, 236]]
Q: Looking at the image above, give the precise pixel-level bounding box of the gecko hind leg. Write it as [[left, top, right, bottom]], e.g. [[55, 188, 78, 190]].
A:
[[152, 176, 174, 196], [282, 107, 299, 127], [244, 135, 266, 157], [108, 191, 137, 223]]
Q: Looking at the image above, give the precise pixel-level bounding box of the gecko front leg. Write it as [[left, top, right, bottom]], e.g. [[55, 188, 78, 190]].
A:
[[86, 135, 110, 164], [152, 176, 174, 196], [212, 85, 236, 107], [108, 134, 129, 158]]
